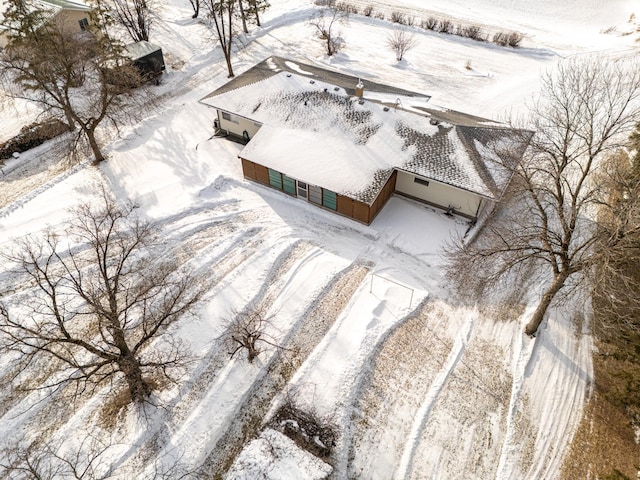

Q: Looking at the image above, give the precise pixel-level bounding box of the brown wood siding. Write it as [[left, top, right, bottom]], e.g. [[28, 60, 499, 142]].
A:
[[337, 195, 354, 218], [369, 170, 397, 223], [241, 158, 256, 181], [386, 170, 397, 196], [353, 201, 370, 224], [239, 159, 398, 225], [254, 163, 270, 185]]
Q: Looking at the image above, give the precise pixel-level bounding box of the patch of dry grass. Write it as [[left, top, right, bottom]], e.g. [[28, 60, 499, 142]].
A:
[[561, 390, 638, 479], [561, 333, 640, 479], [98, 387, 132, 430]]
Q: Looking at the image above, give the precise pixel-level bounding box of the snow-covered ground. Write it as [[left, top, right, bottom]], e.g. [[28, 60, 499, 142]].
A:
[[0, 0, 636, 478]]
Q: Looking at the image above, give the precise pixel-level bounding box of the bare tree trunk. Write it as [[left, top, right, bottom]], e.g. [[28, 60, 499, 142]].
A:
[[525, 272, 569, 336], [254, 3, 261, 26], [237, 0, 248, 33], [118, 353, 151, 402], [208, 0, 235, 78], [247, 343, 258, 363], [225, 55, 234, 77], [190, 0, 199, 18], [0, 196, 205, 406], [63, 107, 77, 131], [85, 127, 105, 163]]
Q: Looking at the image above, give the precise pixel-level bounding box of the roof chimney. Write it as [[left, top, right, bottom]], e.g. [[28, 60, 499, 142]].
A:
[[355, 79, 364, 98]]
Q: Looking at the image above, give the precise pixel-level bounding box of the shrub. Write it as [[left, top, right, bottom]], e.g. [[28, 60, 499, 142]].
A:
[[422, 17, 439, 30], [271, 401, 337, 459], [363, 5, 373, 16], [460, 24, 486, 41], [507, 31, 524, 47], [0, 119, 68, 160], [336, 2, 357, 14], [493, 30, 524, 47], [601, 468, 633, 480], [437, 19, 453, 34], [492, 31, 508, 46], [406, 15, 415, 27], [390, 11, 406, 24], [374, 12, 384, 20]]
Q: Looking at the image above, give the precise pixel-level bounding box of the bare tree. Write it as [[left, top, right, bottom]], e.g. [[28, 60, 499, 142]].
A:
[[0, 0, 143, 163], [246, 0, 268, 26], [0, 433, 197, 479], [204, 0, 236, 77], [309, 0, 348, 56], [0, 435, 116, 480], [108, 0, 154, 42], [0, 192, 205, 403], [187, 0, 200, 18], [446, 57, 640, 337], [222, 306, 280, 363], [386, 28, 417, 61], [237, 0, 248, 33]]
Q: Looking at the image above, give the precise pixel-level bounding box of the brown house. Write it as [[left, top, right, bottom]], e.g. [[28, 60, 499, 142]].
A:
[[200, 56, 532, 225]]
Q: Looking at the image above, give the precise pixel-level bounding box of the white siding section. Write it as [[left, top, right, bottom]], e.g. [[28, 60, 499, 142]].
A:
[[218, 111, 261, 140], [395, 170, 483, 217]]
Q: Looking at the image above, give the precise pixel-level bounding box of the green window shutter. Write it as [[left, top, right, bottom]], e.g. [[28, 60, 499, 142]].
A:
[[323, 189, 337, 210], [283, 175, 296, 195], [268, 168, 283, 190]]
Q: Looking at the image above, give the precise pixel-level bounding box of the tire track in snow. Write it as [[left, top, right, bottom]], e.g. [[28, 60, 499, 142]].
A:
[[495, 329, 539, 479], [0, 217, 270, 473], [278, 270, 429, 479], [394, 315, 473, 480], [0, 159, 94, 220], [346, 302, 456, 480], [114, 238, 307, 476], [200, 263, 370, 477]]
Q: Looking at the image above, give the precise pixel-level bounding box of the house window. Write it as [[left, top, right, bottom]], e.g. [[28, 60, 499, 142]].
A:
[[221, 111, 239, 124], [308, 185, 322, 205], [297, 181, 308, 199], [414, 177, 430, 187], [268, 168, 282, 190], [79, 18, 89, 31], [322, 190, 337, 210]]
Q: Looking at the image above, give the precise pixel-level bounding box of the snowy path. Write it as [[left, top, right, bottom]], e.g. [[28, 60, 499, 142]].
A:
[[274, 271, 428, 478], [394, 316, 473, 479], [203, 263, 370, 476], [495, 323, 539, 479], [151, 246, 352, 473]]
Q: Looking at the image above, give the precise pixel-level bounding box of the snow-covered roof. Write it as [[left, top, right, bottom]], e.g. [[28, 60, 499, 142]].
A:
[[30, 0, 90, 14], [124, 40, 162, 61], [0, 0, 90, 30], [240, 125, 396, 204], [201, 57, 532, 205]]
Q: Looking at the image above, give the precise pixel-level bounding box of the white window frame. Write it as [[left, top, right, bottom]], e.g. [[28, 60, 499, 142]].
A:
[[221, 111, 239, 124], [297, 181, 308, 199]]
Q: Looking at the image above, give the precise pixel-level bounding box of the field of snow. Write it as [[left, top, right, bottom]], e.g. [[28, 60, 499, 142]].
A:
[[0, 0, 636, 478]]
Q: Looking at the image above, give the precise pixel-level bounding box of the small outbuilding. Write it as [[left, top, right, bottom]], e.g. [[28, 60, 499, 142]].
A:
[[124, 41, 165, 83]]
